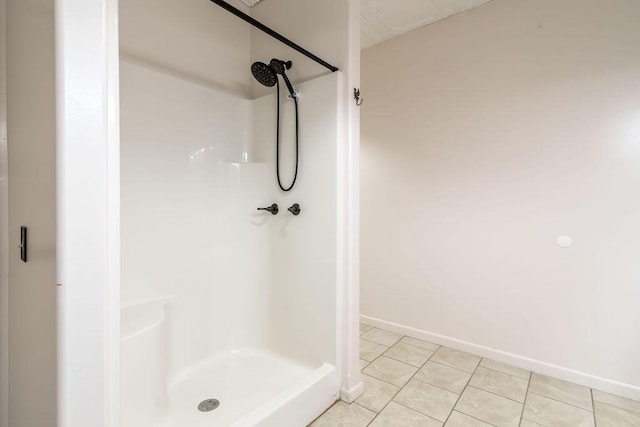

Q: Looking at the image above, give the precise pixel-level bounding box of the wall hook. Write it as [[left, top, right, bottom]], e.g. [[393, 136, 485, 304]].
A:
[[353, 88, 363, 106]]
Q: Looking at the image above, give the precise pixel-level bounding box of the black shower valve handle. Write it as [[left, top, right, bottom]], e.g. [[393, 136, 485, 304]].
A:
[[287, 203, 301, 216], [257, 203, 279, 215]]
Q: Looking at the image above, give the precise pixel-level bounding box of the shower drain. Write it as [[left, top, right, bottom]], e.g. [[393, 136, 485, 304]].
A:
[[198, 398, 220, 412]]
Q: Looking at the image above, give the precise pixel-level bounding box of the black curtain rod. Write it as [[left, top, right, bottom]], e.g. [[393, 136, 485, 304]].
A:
[[209, 0, 339, 72]]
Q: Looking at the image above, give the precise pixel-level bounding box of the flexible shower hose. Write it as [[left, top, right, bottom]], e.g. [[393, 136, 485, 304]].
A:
[[275, 79, 299, 192]]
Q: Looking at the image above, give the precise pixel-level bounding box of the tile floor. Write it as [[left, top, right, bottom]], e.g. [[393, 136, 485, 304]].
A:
[[311, 323, 640, 426]]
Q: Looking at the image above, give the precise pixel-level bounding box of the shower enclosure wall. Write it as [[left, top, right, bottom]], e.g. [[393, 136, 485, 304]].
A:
[[118, 0, 359, 425]]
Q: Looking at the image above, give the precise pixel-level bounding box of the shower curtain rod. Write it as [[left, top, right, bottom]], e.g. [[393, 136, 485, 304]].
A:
[[209, 0, 339, 72]]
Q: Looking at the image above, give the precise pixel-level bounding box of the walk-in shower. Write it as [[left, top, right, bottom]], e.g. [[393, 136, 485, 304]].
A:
[[118, 0, 357, 425]]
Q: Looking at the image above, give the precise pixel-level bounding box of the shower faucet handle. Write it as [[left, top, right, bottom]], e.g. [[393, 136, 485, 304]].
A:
[[257, 203, 279, 215], [287, 203, 301, 216]]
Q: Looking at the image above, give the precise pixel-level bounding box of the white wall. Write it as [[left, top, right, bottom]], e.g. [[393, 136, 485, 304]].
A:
[[119, 60, 267, 367], [5, 1, 58, 425], [120, 60, 342, 366], [251, 0, 363, 400], [119, 59, 274, 426], [55, 0, 119, 424], [361, 0, 640, 399], [252, 73, 341, 367]]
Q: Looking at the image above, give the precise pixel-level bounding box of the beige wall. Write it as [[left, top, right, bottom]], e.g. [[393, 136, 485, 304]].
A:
[[119, 0, 252, 97], [6, 0, 57, 425], [0, 0, 8, 424], [361, 0, 640, 397], [250, 0, 350, 97]]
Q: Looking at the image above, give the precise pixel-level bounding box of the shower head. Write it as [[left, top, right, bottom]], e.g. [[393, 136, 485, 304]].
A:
[[251, 59, 296, 97], [251, 61, 277, 87], [269, 58, 296, 97]]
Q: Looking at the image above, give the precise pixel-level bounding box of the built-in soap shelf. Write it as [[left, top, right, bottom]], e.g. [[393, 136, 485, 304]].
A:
[[120, 297, 176, 341]]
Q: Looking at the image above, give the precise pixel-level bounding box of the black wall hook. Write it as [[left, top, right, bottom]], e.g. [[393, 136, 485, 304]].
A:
[[354, 88, 363, 106]]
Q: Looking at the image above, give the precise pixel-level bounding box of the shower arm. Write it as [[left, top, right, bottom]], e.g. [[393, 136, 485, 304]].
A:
[[209, 0, 339, 73]]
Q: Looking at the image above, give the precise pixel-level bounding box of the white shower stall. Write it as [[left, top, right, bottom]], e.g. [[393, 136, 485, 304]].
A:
[[119, 61, 343, 426], [116, 0, 361, 425]]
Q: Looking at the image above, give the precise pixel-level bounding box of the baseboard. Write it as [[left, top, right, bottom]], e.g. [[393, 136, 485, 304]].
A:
[[339, 379, 364, 403], [361, 314, 640, 402]]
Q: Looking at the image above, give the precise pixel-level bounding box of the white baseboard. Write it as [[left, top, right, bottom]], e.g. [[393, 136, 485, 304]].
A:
[[361, 314, 640, 402], [339, 380, 364, 403]]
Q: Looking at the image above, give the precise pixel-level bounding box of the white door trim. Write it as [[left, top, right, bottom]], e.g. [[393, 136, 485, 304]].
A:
[[55, 0, 120, 425]]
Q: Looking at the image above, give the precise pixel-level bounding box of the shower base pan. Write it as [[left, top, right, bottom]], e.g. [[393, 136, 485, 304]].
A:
[[156, 349, 338, 427]]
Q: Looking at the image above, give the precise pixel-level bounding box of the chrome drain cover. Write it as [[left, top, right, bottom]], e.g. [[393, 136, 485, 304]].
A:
[[198, 398, 220, 412]]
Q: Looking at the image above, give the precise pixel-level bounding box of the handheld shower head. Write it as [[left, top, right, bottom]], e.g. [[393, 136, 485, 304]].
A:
[[269, 58, 292, 74], [251, 61, 277, 87], [250, 58, 300, 192], [269, 59, 296, 97]]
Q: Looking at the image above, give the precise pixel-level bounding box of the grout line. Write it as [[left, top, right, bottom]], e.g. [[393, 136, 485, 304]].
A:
[[477, 364, 531, 381], [591, 388, 597, 426], [379, 354, 428, 369], [442, 358, 482, 425], [360, 335, 393, 347], [379, 345, 435, 368], [352, 401, 377, 415], [463, 385, 527, 406], [428, 353, 480, 375], [518, 366, 533, 427], [423, 359, 474, 374], [308, 400, 342, 426], [397, 336, 441, 352], [360, 372, 404, 389], [526, 391, 594, 413], [407, 376, 461, 397], [450, 410, 499, 426], [367, 355, 417, 371], [392, 400, 443, 424]]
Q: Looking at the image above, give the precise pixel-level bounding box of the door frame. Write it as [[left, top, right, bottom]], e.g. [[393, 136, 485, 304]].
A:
[[54, 0, 120, 425]]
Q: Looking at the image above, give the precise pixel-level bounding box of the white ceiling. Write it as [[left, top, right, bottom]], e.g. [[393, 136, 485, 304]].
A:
[[361, 0, 493, 49]]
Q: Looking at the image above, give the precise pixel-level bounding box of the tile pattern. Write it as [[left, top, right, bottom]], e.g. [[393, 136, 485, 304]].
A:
[[394, 379, 458, 422], [384, 342, 434, 367], [468, 366, 528, 402], [522, 392, 594, 426], [369, 401, 442, 427], [594, 401, 640, 426], [356, 375, 400, 412], [311, 323, 640, 426], [415, 361, 471, 394], [593, 390, 640, 415], [455, 386, 522, 426], [362, 357, 418, 387], [528, 372, 593, 411]]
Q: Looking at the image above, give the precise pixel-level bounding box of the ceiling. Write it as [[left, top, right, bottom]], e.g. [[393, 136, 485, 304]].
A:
[[361, 0, 493, 49]]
